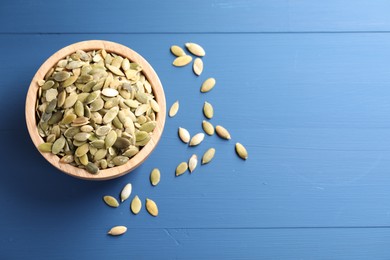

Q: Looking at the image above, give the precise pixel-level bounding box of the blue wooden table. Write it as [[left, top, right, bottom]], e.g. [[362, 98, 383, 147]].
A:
[[1, 1, 390, 259]]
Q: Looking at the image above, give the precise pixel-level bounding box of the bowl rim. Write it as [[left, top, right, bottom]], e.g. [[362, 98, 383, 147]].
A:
[[25, 40, 166, 180]]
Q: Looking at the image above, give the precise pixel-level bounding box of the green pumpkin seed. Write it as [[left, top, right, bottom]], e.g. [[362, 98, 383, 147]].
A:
[[139, 121, 156, 133], [203, 102, 214, 119], [38, 142, 52, 153], [112, 156, 129, 166], [123, 146, 139, 157], [215, 125, 231, 140], [200, 78, 216, 93], [176, 162, 188, 176], [86, 162, 99, 174], [75, 143, 89, 157], [202, 148, 215, 164], [52, 136, 66, 155], [53, 71, 70, 82], [235, 143, 248, 160], [103, 195, 119, 208], [185, 42, 206, 57], [113, 137, 131, 150], [131, 195, 142, 214], [150, 168, 160, 186], [105, 130, 117, 148]]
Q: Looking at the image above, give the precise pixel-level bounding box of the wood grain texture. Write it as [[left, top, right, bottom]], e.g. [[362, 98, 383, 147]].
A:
[[25, 40, 166, 180], [2, 0, 390, 259]]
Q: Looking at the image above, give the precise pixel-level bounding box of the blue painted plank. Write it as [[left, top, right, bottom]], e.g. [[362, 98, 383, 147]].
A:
[[1, 33, 390, 232], [2, 227, 390, 259], [2, 0, 390, 33]]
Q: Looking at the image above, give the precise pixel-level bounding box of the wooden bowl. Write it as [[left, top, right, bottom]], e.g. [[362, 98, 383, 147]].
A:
[[25, 40, 166, 180]]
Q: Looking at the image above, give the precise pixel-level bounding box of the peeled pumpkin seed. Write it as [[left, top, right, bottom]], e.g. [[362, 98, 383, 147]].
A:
[[38, 142, 52, 153], [86, 162, 99, 174], [103, 195, 119, 208], [203, 102, 214, 119], [215, 125, 231, 140], [185, 42, 206, 57], [178, 127, 190, 143], [120, 183, 132, 202], [170, 45, 186, 57], [131, 195, 142, 214], [202, 120, 214, 135], [112, 156, 129, 166], [173, 55, 192, 67], [188, 154, 198, 173], [202, 148, 215, 164], [36, 49, 158, 174], [145, 198, 158, 217], [169, 101, 179, 117], [201, 78, 216, 93], [189, 133, 205, 146], [150, 168, 160, 186], [176, 162, 188, 176], [193, 58, 203, 76], [235, 142, 248, 160], [107, 226, 127, 236], [52, 136, 66, 155]]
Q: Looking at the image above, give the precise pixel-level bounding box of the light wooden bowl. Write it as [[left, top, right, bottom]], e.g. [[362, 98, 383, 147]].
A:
[[25, 40, 166, 180]]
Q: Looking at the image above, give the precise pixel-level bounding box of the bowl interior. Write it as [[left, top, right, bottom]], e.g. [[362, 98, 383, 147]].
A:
[[25, 40, 166, 180]]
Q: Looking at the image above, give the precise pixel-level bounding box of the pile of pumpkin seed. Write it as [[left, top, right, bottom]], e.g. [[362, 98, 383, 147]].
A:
[[170, 42, 248, 176], [36, 49, 159, 174]]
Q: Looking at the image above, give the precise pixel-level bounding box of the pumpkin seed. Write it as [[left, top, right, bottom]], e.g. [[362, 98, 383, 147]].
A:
[[169, 101, 179, 117], [178, 127, 190, 143], [120, 183, 132, 202], [75, 143, 89, 157], [103, 195, 119, 208], [173, 55, 192, 67], [102, 88, 119, 97], [202, 148, 215, 164], [38, 142, 52, 153], [235, 142, 248, 160], [86, 162, 99, 174], [53, 71, 70, 82], [131, 195, 142, 214], [202, 120, 214, 135], [201, 78, 216, 93], [105, 130, 117, 148], [189, 133, 205, 146], [188, 154, 198, 173], [185, 42, 206, 57], [150, 168, 160, 186], [203, 102, 214, 119], [145, 198, 158, 217], [176, 162, 188, 176], [107, 226, 127, 236], [139, 121, 156, 133], [215, 125, 231, 140], [106, 64, 125, 76], [193, 58, 203, 76], [170, 45, 186, 56], [52, 136, 66, 155]]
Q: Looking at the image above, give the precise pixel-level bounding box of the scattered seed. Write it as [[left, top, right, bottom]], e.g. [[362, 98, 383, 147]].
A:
[[103, 195, 120, 208], [193, 58, 203, 76], [201, 78, 216, 93], [173, 55, 192, 67], [188, 154, 198, 173], [120, 183, 132, 202], [203, 102, 214, 119], [202, 148, 215, 164], [170, 45, 186, 57], [107, 226, 127, 236], [215, 125, 231, 140], [189, 133, 205, 146], [178, 127, 190, 143], [131, 195, 142, 214], [235, 142, 248, 160], [145, 198, 158, 217], [185, 42, 206, 57], [150, 168, 161, 186], [176, 162, 188, 176], [202, 120, 214, 135], [169, 101, 179, 117]]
